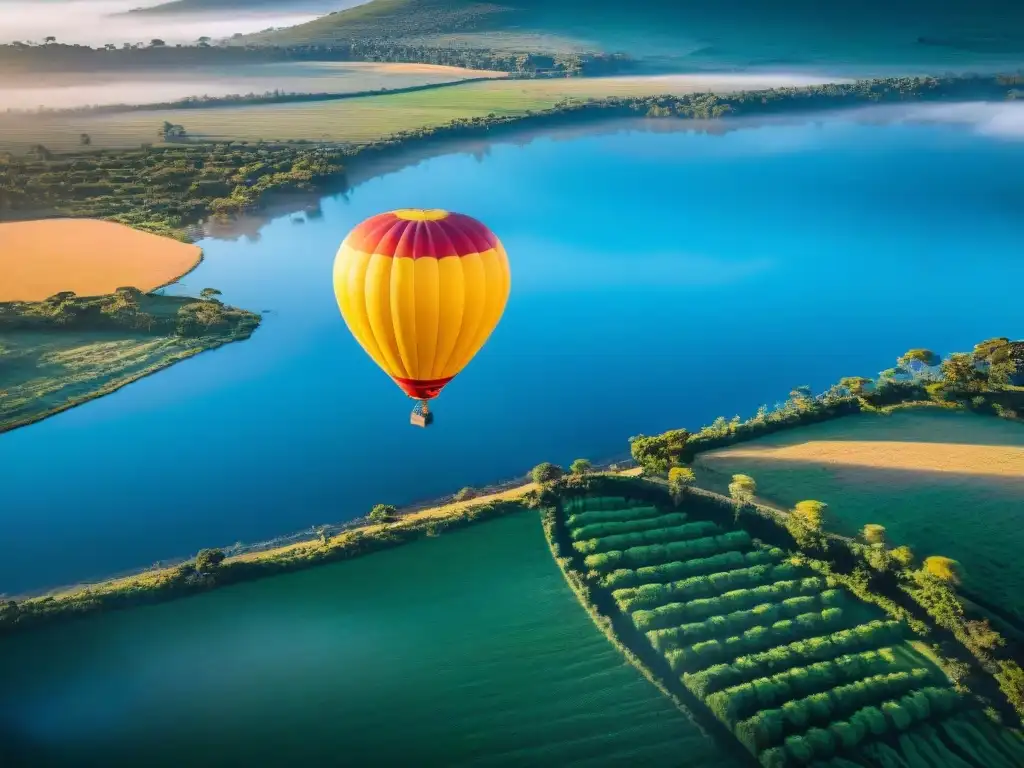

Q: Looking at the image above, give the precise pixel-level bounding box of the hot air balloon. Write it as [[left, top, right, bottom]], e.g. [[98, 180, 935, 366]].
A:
[[333, 208, 511, 427]]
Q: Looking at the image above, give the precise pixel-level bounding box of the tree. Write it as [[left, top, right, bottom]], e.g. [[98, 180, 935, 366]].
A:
[[369, 504, 397, 524], [728, 474, 756, 504], [150, 39, 166, 47], [862, 524, 886, 545], [891, 545, 915, 568], [44, 36, 56, 44], [569, 458, 592, 475], [941, 353, 980, 390], [531, 462, 564, 484], [194, 548, 225, 573], [995, 661, 1024, 719], [923, 556, 961, 585], [199, 287, 222, 300], [898, 349, 940, 368], [668, 466, 695, 496], [79, 133, 91, 146], [839, 376, 873, 396], [315, 526, 329, 546], [793, 500, 827, 530], [630, 429, 689, 475]]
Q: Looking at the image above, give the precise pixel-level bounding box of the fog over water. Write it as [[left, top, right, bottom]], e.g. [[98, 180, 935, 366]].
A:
[[0, 0, 365, 46]]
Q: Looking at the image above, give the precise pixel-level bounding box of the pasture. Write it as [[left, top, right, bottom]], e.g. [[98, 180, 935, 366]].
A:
[[0, 73, 836, 153], [0, 61, 507, 111], [0, 219, 201, 302], [694, 410, 1024, 622], [561, 490, 1024, 767]]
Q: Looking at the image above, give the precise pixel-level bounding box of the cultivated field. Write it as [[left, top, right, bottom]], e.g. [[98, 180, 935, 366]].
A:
[[1, 61, 507, 111], [0, 219, 201, 301], [562, 491, 1024, 767], [0, 73, 839, 153], [694, 410, 1024, 621]]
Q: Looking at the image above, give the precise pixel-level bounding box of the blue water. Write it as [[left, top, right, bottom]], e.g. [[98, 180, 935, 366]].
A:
[[4, 104, 1024, 594]]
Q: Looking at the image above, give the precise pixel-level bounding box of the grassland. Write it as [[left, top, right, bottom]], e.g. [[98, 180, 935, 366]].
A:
[[0, 74, 836, 153], [0, 219, 201, 302], [1, 61, 507, 112], [694, 410, 1024, 623], [547, 483, 1024, 767], [0, 291, 260, 434]]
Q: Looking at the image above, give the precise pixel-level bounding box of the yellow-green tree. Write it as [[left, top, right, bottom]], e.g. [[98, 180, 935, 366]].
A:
[[668, 466, 696, 499], [793, 500, 828, 530], [923, 555, 962, 585], [891, 545, 915, 568], [728, 474, 756, 504], [862, 524, 886, 545]]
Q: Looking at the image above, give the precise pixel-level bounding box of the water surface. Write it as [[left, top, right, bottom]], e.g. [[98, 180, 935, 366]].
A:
[[0, 513, 728, 767], [3, 104, 1024, 593]]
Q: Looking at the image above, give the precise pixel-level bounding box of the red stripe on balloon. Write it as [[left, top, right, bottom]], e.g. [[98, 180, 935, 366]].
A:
[[391, 375, 455, 400], [343, 211, 498, 259]]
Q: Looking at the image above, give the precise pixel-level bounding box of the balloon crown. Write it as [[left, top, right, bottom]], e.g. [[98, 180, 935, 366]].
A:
[[392, 208, 450, 221]]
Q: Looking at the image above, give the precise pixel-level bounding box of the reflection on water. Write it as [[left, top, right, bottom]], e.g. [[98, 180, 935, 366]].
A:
[[0, 514, 733, 767], [2, 109, 1024, 594]]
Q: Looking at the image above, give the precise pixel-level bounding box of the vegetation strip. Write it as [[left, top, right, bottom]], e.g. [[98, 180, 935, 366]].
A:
[[537, 474, 1024, 766], [2, 74, 1020, 240]]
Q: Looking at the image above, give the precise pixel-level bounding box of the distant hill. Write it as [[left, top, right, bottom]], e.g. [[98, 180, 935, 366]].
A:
[[242, 0, 1024, 70]]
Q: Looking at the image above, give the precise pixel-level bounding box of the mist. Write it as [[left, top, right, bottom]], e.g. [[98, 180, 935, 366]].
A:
[[0, 0, 366, 47]]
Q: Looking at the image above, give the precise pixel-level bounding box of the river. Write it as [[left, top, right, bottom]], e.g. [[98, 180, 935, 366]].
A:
[[3, 103, 1024, 594], [0, 512, 735, 767]]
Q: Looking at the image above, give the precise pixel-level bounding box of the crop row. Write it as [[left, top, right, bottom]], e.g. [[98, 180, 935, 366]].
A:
[[756, 687, 960, 767], [682, 619, 905, 698], [585, 530, 751, 571], [734, 668, 934, 752], [665, 608, 847, 673], [705, 647, 903, 726], [563, 496, 648, 517], [573, 520, 720, 555], [614, 562, 802, 612], [633, 577, 827, 631], [601, 546, 784, 590], [648, 590, 845, 652], [938, 711, 1024, 768], [570, 512, 689, 542]]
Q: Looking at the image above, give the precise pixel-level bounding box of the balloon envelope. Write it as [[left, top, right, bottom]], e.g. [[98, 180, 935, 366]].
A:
[[333, 208, 511, 401]]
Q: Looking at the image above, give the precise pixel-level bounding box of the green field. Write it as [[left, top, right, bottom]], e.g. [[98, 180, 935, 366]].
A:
[[0, 293, 260, 434], [694, 410, 1024, 623], [0, 512, 732, 767], [561, 491, 1024, 767], [0, 74, 824, 153]]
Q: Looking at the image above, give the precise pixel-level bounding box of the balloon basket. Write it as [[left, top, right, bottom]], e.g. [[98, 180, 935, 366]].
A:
[[410, 401, 434, 428]]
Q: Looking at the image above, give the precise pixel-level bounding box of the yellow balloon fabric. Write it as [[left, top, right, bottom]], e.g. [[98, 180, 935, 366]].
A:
[[333, 209, 510, 400]]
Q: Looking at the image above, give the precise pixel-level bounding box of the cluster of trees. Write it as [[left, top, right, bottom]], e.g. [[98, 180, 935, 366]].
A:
[[584, 529, 751, 572], [602, 546, 785, 591], [573, 519, 718, 555], [1, 143, 345, 240], [0, 288, 259, 340]]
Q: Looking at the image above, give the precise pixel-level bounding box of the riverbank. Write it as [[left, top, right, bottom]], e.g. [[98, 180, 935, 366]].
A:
[[1, 73, 1018, 238]]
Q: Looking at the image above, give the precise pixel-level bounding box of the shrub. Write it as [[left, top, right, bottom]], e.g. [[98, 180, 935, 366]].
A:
[[369, 504, 397, 524], [567, 504, 661, 528], [194, 548, 224, 573], [572, 512, 687, 542], [862, 524, 886, 545], [574, 520, 720, 555], [531, 462, 564, 484], [569, 458, 592, 475], [890, 545, 915, 568], [668, 466, 696, 494]]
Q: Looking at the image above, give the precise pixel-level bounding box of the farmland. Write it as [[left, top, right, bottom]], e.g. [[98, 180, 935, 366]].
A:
[[549, 484, 1024, 767], [0, 219, 201, 302], [0, 73, 837, 153], [694, 410, 1024, 623]]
